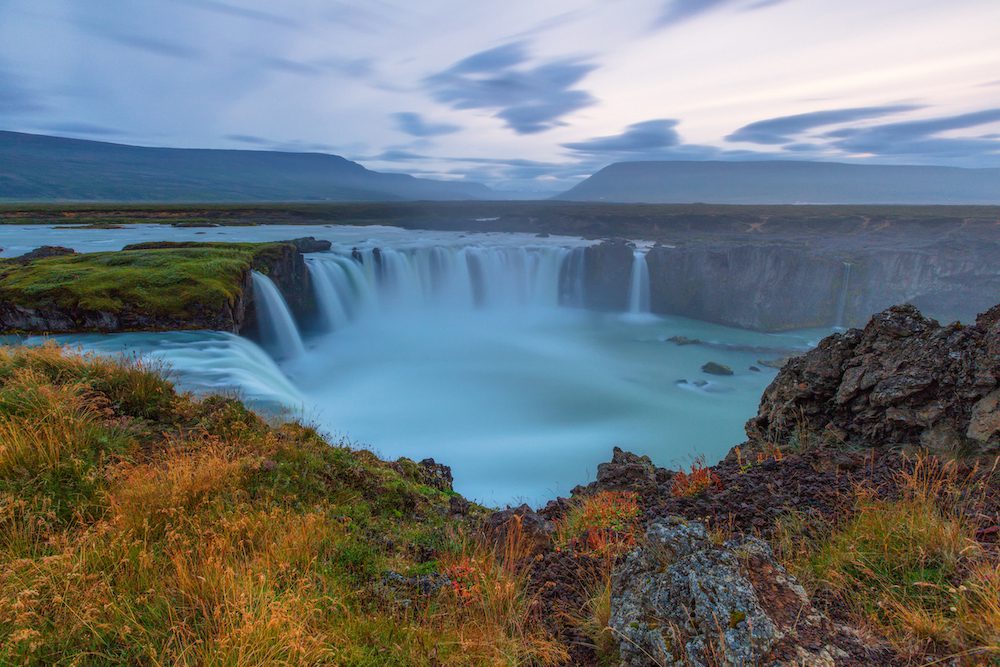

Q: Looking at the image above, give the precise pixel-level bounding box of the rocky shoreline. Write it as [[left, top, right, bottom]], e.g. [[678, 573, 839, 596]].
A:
[[479, 303, 999, 665]]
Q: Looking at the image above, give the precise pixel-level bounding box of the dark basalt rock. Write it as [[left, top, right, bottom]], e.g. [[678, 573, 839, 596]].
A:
[[13, 245, 77, 263], [701, 361, 734, 376], [582, 238, 633, 311], [283, 237, 332, 253], [570, 446, 670, 498], [747, 303, 1000, 455], [390, 457, 454, 492], [482, 504, 554, 556]]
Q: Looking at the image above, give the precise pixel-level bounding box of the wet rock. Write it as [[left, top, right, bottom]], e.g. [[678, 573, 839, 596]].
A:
[[351, 247, 363, 263], [748, 303, 1000, 456], [667, 335, 702, 345], [283, 236, 332, 253], [701, 361, 734, 376], [749, 365, 761, 372], [14, 245, 76, 263], [610, 517, 888, 666], [483, 504, 554, 556]]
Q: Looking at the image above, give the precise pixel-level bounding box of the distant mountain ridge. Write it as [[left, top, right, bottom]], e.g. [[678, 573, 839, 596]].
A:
[[557, 160, 1000, 204], [0, 131, 493, 202]]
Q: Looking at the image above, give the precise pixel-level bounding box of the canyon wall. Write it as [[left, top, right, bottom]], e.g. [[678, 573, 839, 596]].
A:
[[582, 238, 1000, 331]]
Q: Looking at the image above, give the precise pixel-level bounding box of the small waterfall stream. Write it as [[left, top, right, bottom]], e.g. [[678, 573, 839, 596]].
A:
[[251, 271, 305, 358], [834, 262, 853, 327], [628, 249, 651, 315]]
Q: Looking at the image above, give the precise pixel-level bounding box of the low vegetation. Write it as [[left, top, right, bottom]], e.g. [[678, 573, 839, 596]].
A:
[[776, 455, 1000, 664], [0, 344, 565, 665], [0, 243, 285, 321]]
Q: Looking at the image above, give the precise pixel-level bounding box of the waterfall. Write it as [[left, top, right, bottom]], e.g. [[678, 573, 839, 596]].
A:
[[251, 271, 305, 359], [627, 249, 651, 314], [834, 262, 852, 327], [304, 245, 581, 334]]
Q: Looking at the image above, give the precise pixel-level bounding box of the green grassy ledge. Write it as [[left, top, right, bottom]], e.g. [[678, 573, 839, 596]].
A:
[[0, 242, 292, 331]]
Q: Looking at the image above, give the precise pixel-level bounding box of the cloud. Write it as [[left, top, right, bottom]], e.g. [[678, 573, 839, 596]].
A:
[[259, 57, 324, 76], [425, 41, 597, 134], [393, 112, 460, 137], [0, 68, 46, 115], [88, 28, 200, 59], [655, 0, 787, 28], [825, 109, 1000, 160], [174, 0, 300, 28], [727, 105, 921, 144], [562, 119, 681, 153]]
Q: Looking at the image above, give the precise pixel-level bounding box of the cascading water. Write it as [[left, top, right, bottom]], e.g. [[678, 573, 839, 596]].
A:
[[305, 245, 585, 333], [834, 262, 853, 328], [628, 249, 651, 315], [251, 271, 305, 358]]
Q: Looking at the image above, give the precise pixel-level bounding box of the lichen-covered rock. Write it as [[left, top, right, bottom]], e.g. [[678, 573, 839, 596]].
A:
[[390, 457, 454, 492], [610, 517, 889, 666], [747, 303, 1000, 456]]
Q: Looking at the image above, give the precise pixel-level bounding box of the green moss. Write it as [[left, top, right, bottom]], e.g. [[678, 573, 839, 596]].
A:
[[0, 242, 288, 327]]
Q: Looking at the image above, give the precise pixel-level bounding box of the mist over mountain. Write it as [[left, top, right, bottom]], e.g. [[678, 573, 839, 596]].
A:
[[0, 131, 494, 202], [557, 160, 1000, 204]]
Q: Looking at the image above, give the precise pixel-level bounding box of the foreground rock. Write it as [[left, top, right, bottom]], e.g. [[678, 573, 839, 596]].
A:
[[611, 517, 888, 666], [748, 303, 1000, 455]]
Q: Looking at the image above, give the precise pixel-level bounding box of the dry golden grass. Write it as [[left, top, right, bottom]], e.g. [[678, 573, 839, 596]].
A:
[[779, 454, 1000, 664], [0, 344, 560, 665]]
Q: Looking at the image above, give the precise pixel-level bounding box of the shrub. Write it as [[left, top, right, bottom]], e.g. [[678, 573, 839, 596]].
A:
[[670, 459, 722, 497]]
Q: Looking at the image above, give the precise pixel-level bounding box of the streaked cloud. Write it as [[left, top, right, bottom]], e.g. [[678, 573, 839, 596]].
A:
[[726, 105, 922, 144], [425, 41, 597, 134], [393, 112, 460, 137]]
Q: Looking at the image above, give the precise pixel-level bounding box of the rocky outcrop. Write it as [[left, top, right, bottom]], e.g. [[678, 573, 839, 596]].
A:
[[610, 517, 891, 666], [12, 245, 77, 262], [747, 303, 1000, 455], [483, 504, 554, 556], [582, 239, 634, 311]]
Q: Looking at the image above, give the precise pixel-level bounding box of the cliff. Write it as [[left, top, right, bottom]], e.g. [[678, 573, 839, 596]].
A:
[[581, 237, 1000, 330], [0, 238, 327, 335]]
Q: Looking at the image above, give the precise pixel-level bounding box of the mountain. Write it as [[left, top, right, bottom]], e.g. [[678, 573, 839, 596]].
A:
[[556, 160, 1000, 204], [0, 131, 493, 202]]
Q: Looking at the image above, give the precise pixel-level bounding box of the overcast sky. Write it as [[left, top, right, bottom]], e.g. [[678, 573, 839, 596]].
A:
[[2, 0, 999, 191]]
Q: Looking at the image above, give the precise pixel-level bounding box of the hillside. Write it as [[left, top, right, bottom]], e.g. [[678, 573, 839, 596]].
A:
[[0, 131, 493, 202], [557, 160, 1000, 204]]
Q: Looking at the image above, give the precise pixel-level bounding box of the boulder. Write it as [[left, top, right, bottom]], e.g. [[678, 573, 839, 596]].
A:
[[701, 361, 734, 376], [610, 517, 890, 666]]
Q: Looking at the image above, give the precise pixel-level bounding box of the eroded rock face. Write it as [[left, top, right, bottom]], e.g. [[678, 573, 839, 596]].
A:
[[284, 237, 332, 253], [610, 517, 887, 666], [582, 239, 633, 311], [747, 303, 1000, 455]]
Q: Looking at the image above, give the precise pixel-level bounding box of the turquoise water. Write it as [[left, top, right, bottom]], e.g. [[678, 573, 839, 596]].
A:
[[6, 224, 827, 505]]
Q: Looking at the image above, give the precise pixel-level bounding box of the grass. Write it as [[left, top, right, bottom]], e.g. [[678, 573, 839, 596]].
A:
[[0, 343, 565, 665], [670, 458, 722, 497], [0, 243, 288, 328], [776, 455, 1000, 664]]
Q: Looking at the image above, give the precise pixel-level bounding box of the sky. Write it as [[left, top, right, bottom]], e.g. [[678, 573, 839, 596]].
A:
[[1, 0, 999, 193]]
